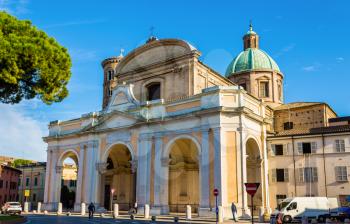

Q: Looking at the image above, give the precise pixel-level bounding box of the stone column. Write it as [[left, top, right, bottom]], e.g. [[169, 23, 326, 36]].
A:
[[152, 136, 169, 215], [199, 129, 211, 216], [213, 128, 228, 206], [136, 136, 152, 209], [90, 141, 100, 204], [43, 148, 53, 204], [74, 145, 85, 212], [239, 127, 250, 217], [53, 165, 63, 204]]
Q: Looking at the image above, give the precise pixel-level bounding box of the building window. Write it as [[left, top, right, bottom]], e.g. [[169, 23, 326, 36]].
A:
[[271, 144, 286, 156], [69, 180, 77, 187], [298, 167, 318, 182], [284, 122, 293, 130], [276, 194, 287, 204], [297, 142, 317, 154], [271, 168, 289, 182], [32, 193, 36, 202], [25, 177, 30, 187], [239, 83, 247, 90], [278, 84, 282, 101], [34, 177, 38, 186], [146, 82, 161, 101], [107, 70, 113, 81], [335, 139, 345, 152], [259, 81, 269, 98], [335, 166, 348, 182]]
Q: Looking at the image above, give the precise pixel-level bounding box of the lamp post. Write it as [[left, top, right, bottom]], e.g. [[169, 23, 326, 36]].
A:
[[110, 188, 115, 211]]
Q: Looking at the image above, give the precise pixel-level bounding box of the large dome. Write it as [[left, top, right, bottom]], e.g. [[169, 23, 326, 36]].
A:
[[225, 48, 280, 76]]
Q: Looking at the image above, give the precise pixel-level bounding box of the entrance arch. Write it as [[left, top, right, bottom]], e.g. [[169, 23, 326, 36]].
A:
[[167, 137, 200, 213], [56, 150, 79, 210], [101, 143, 136, 211], [246, 138, 263, 215]]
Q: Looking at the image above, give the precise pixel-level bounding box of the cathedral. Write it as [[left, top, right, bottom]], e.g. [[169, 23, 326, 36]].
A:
[[43, 25, 350, 219]]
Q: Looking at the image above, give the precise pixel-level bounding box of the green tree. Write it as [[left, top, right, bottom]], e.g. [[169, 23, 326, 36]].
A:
[[0, 11, 72, 104], [12, 159, 33, 167]]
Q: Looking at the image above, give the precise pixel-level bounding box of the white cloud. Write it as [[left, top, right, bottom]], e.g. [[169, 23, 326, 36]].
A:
[[43, 19, 106, 29], [0, 0, 29, 15], [69, 49, 97, 63], [0, 104, 47, 161], [274, 43, 296, 58], [302, 65, 316, 72], [336, 57, 344, 63]]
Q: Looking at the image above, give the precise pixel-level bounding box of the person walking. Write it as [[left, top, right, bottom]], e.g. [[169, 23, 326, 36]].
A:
[[231, 202, 238, 222], [88, 202, 95, 219], [134, 201, 138, 214]]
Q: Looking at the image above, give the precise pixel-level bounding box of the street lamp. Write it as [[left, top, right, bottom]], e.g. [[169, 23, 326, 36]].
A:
[[110, 188, 115, 211]]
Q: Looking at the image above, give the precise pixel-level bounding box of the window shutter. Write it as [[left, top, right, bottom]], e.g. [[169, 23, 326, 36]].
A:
[[284, 168, 289, 182], [341, 140, 345, 152], [312, 167, 318, 182], [311, 142, 317, 153], [297, 143, 303, 154], [335, 140, 340, 152], [298, 168, 304, 182], [271, 144, 276, 156], [271, 169, 276, 182], [335, 167, 340, 181], [283, 144, 289, 155]]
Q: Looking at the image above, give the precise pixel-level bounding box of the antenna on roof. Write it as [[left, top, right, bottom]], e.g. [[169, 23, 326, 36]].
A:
[[249, 19, 253, 31], [146, 26, 158, 43]]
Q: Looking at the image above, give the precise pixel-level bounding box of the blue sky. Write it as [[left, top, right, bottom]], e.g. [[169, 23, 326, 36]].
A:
[[0, 0, 349, 161]]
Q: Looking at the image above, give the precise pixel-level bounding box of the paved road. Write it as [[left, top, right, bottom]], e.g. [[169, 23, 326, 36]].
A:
[[24, 214, 265, 224]]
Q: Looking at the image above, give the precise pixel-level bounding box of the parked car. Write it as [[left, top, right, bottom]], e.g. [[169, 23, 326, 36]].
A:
[[1, 202, 22, 214], [270, 197, 338, 223]]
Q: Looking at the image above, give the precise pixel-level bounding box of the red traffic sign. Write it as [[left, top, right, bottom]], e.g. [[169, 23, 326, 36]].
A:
[[244, 183, 260, 196], [213, 188, 219, 196]]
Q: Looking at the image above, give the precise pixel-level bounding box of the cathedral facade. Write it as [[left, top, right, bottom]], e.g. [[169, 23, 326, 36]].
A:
[[42, 25, 350, 219]]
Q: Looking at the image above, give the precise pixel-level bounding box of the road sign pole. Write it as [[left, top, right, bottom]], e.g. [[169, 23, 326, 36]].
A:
[[215, 195, 218, 223], [251, 195, 254, 224]]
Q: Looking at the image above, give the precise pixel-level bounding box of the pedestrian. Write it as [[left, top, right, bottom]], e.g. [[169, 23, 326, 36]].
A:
[[231, 202, 238, 222], [134, 201, 138, 214], [88, 202, 95, 219]]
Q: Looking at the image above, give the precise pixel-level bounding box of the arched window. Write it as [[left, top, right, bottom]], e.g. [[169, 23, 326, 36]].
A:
[[146, 82, 161, 101], [106, 157, 114, 170], [107, 70, 113, 81]]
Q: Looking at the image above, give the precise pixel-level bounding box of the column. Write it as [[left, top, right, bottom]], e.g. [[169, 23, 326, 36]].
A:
[[153, 136, 169, 214], [199, 129, 210, 215], [84, 140, 99, 205], [74, 145, 85, 211], [136, 136, 152, 207], [213, 128, 228, 206], [43, 149, 52, 204], [239, 128, 250, 217], [262, 125, 271, 214]]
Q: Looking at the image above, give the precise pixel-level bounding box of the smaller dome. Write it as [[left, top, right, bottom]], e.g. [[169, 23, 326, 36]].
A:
[[225, 48, 280, 76]]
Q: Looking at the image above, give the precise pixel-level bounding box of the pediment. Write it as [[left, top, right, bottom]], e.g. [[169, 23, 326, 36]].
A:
[[92, 111, 142, 131], [106, 83, 140, 112], [116, 39, 199, 74]]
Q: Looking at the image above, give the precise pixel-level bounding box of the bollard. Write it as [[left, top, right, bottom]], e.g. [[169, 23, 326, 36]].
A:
[[186, 205, 191, 220], [101, 213, 105, 218], [130, 214, 135, 220], [174, 216, 179, 222], [44, 210, 48, 215], [57, 202, 62, 215], [67, 212, 71, 216], [37, 202, 41, 213], [218, 206, 224, 223], [258, 207, 264, 222], [33, 210, 37, 214], [24, 202, 29, 213], [81, 203, 86, 216], [144, 204, 150, 219], [151, 216, 156, 221], [113, 204, 119, 218]]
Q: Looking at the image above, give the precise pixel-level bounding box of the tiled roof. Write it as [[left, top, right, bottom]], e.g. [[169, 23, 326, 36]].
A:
[[274, 102, 323, 111], [272, 125, 350, 137]]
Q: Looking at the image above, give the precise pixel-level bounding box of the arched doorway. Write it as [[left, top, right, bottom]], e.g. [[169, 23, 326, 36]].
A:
[[168, 138, 199, 213], [102, 144, 136, 211], [58, 151, 78, 210], [246, 138, 263, 215]]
